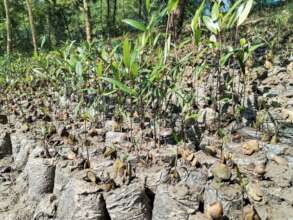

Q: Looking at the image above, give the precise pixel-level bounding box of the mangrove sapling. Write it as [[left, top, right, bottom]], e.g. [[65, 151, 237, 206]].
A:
[[221, 38, 263, 107], [121, 3, 174, 147], [144, 63, 168, 146], [95, 60, 107, 125], [201, 0, 251, 125], [189, 0, 255, 157]]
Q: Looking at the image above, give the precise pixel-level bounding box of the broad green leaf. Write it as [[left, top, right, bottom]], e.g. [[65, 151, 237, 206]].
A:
[[237, 0, 253, 26], [211, 2, 219, 21], [123, 38, 131, 68], [122, 19, 147, 32], [103, 77, 135, 96], [203, 16, 220, 34], [167, 0, 179, 13], [97, 61, 103, 78], [146, 0, 151, 14]]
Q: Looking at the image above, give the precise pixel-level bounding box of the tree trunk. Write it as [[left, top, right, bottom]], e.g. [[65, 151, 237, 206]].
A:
[[25, 0, 37, 54], [167, 0, 187, 40], [83, 0, 92, 44], [3, 0, 11, 55]]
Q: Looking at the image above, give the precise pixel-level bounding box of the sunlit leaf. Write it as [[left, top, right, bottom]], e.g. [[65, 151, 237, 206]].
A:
[[240, 38, 247, 47], [211, 2, 219, 21], [237, 0, 253, 26], [123, 19, 147, 32], [203, 16, 220, 34]]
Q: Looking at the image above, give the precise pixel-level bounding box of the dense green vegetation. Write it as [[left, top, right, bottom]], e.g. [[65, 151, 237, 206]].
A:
[[0, 0, 292, 147]]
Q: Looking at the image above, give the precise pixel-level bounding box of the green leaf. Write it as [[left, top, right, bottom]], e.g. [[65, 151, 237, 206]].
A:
[[75, 61, 82, 75], [103, 77, 135, 96], [191, 0, 205, 45], [122, 19, 147, 32], [237, 0, 253, 27], [222, 0, 243, 28], [123, 38, 131, 68], [97, 61, 103, 78], [131, 63, 139, 78], [248, 43, 264, 53], [211, 2, 219, 21], [146, 0, 151, 14], [240, 38, 247, 47], [203, 16, 220, 34], [220, 52, 234, 66], [167, 0, 179, 13], [227, 10, 238, 28]]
